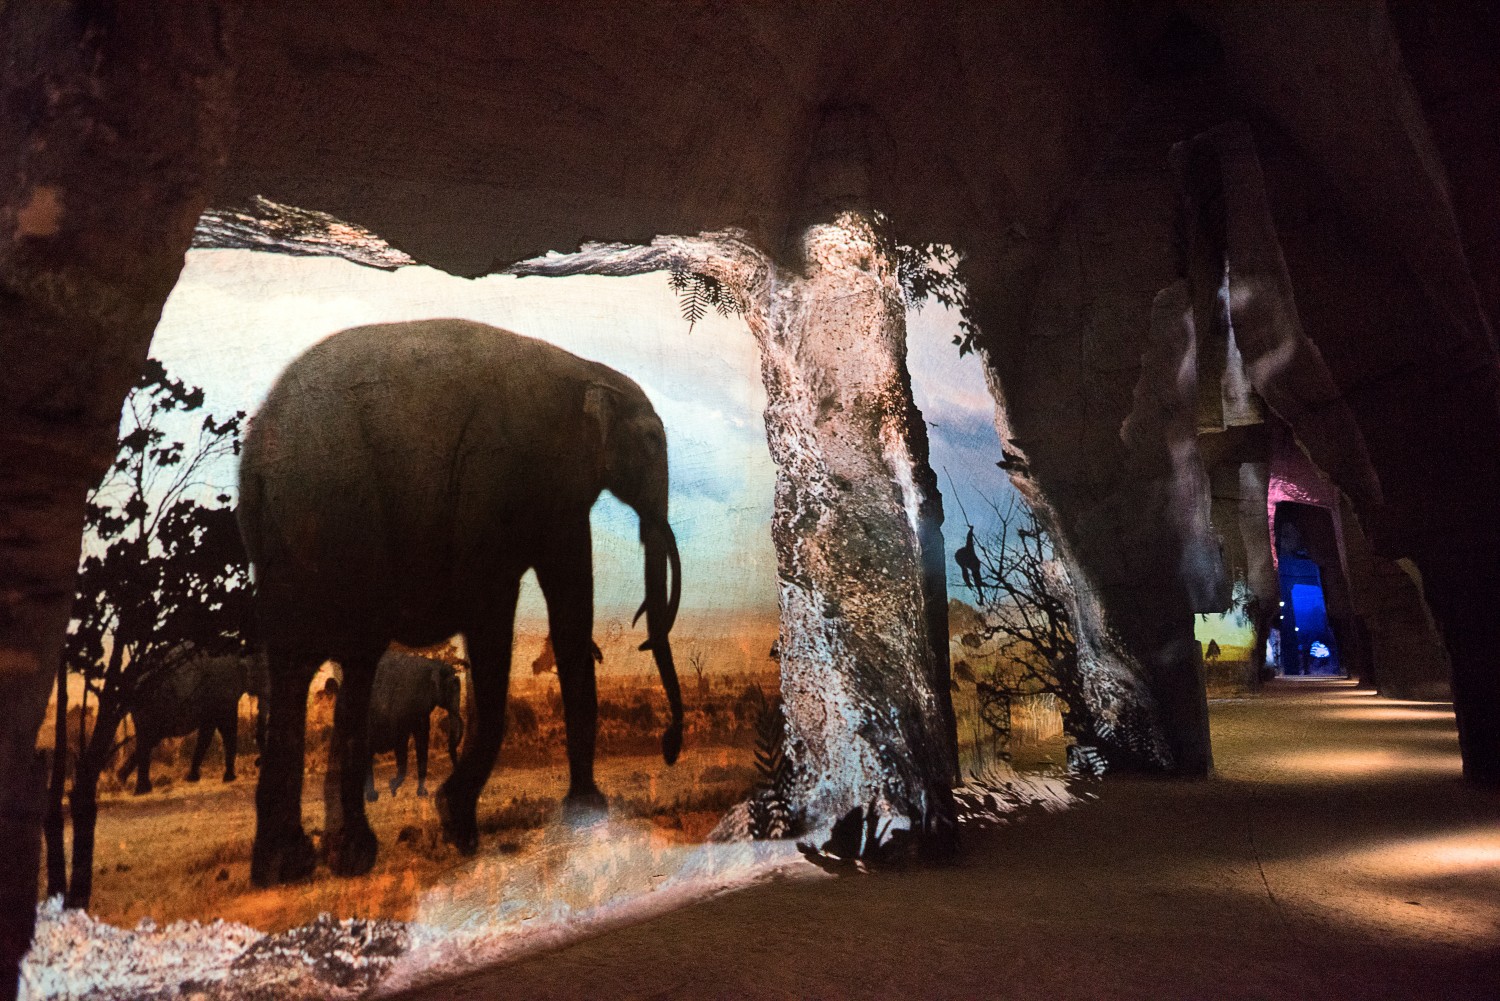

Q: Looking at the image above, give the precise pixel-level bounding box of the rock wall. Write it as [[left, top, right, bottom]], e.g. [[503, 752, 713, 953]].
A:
[[746, 210, 958, 845], [1340, 498, 1453, 702], [0, 3, 234, 992]]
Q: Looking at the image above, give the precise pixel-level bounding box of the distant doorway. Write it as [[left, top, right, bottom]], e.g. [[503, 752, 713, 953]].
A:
[[1270, 503, 1345, 677]]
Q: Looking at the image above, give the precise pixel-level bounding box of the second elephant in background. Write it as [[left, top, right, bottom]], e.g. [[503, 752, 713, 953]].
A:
[[365, 651, 465, 801]]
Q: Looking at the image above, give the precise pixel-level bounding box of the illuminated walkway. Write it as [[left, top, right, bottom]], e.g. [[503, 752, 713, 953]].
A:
[[403, 680, 1500, 1000]]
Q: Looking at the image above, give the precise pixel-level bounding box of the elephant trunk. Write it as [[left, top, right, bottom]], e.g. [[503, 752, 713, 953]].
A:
[[635, 518, 683, 764]]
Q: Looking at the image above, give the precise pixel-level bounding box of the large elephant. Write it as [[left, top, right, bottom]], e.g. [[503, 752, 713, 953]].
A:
[[118, 652, 266, 795], [239, 318, 683, 885], [364, 651, 465, 801]]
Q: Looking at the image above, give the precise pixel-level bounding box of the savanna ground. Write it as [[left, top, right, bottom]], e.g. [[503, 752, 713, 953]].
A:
[[39, 617, 785, 932], [40, 608, 1081, 937]]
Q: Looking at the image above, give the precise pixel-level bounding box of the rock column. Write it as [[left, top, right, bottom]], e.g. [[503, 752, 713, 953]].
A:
[[0, 4, 234, 994], [743, 208, 958, 849]]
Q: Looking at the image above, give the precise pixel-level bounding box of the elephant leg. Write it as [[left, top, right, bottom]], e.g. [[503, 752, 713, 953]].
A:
[[251, 652, 318, 887], [536, 517, 605, 822], [115, 719, 137, 787], [390, 733, 409, 796], [133, 734, 154, 796], [326, 648, 381, 877], [438, 580, 519, 855], [413, 721, 430, 797], [221, 714, 238, 782], [186, 723, 213, 782], [255, 699, 268, 767]]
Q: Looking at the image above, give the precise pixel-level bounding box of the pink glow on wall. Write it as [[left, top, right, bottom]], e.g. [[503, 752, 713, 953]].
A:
[[1267, 429, 1348, 574]]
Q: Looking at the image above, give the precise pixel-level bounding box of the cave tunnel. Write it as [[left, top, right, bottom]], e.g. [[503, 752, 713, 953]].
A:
[[4, 3, 1500, 999], [1273, 502, 1349, 679]]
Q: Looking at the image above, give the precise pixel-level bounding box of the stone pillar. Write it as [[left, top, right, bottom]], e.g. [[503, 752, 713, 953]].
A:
[[744, 207, 958, 849], [960, 89, 1217, 776], [1202, 431, 1277, 691], [1339, 497, 1453, 701], [1418, 537, 1500, 786], [509, 216, 960, 847], [0, 4, 233, 994]]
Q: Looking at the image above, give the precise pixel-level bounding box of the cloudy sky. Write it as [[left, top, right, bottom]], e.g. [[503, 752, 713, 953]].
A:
[[150, 250, 1015, 628]]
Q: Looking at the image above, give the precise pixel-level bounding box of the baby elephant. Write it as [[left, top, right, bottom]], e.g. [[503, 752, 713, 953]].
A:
[[365, 651, 465, 801]]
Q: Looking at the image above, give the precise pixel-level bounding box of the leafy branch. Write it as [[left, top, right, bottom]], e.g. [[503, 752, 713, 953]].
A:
[[747, 688, 796, 839], [667, 264, 743, 331]]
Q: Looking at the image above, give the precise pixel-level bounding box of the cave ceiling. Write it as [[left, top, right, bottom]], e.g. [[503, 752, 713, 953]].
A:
[[218, 0, 1469, 301]]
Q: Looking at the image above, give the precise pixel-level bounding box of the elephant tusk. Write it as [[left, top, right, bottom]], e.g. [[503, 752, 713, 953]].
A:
[[634, 519, 680, 637], [664, 522, 682, 636]]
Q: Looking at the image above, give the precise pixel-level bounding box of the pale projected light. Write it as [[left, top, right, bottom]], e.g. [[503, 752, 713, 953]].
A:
[[1350, 690, 1452, 708], [1287, 827, 1500, 947], [1321, 705, 1455, 723], [1265, 748, 1462, 780], [1309, 641, 1330, 658]]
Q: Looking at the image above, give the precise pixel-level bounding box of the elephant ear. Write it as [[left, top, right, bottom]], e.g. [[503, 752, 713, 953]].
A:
[[582, 382, 620, 478]]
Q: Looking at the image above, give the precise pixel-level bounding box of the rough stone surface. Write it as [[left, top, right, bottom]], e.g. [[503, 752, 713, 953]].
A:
[[514, 214, 961, 848], [0, 3, 234, 994], [744, 211, 958, 844], [20, 901, 409, 1001], [1339, 498, 1453, 702], [974, 82, 1224, 774], [20, 898, 260, 1001]]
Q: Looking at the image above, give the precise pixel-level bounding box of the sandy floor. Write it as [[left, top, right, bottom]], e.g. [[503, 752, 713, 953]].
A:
[[396, 679, 1500, 1000]]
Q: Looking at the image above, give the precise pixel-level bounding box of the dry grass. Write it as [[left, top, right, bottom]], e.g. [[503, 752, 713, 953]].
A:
[[42, 630, 780, 934]]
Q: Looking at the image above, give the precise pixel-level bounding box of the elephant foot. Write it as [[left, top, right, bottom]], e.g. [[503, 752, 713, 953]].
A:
[[388, 777, 403, 795], [133, 782, 151, 796], [224, 771, 237, 783], [562, 789, 609, 828], [185, 771, 201, 783], [328, 823, 379, 878], [251, 830, 318, 887], [437, 784, 479, 855], [416, 783, 428, 798], [365, 787, 379, 803]]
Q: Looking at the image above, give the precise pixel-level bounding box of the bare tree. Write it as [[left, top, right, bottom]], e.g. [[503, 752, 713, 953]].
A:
[[52, 360, 248, 908], [956, 496, 1092, 750], [686, 646, 710, 699]]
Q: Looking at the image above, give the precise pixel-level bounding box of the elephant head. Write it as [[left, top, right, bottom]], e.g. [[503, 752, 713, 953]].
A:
[[586, 378, 684, 765], [433, 663, 464, 764]]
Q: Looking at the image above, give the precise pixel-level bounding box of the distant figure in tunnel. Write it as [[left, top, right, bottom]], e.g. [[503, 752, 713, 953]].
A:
[[1205, 639, 1221, 663], [955, 526, 984, 602]]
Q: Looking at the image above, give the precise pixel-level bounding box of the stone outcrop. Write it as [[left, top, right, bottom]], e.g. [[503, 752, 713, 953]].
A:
[[1340, 497, 1453, 702], [0, 4, 234, 994], [513, 204, 962, 849]]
